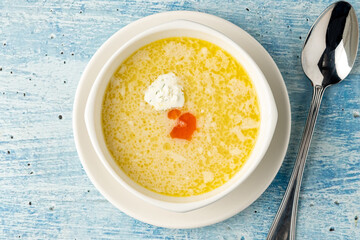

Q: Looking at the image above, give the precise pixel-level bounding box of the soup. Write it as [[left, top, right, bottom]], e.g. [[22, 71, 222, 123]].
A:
[[102, 37, 260, 197]]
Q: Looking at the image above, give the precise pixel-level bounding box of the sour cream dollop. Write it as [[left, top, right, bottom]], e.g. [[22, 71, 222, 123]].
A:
[[144, 72, 184, 111]]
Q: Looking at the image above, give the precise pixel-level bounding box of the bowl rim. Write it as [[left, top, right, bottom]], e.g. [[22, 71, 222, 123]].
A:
[[84, 19, 278, 212]]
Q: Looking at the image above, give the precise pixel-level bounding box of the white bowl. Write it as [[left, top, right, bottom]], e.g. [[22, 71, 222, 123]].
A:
[[84, 20, 278, 213]]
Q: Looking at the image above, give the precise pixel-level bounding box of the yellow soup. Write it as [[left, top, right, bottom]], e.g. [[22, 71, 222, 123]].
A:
[[102, 37, 260, 197]]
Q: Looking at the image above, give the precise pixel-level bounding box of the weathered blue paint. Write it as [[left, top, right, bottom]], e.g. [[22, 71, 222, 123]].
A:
[[0, 0, 359, 239]]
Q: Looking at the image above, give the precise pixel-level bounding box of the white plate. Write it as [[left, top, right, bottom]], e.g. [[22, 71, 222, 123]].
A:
[[73, 11, 291, 229]]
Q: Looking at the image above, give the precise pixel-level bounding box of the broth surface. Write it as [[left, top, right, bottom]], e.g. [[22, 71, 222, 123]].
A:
[[102, 37, 260, 197]]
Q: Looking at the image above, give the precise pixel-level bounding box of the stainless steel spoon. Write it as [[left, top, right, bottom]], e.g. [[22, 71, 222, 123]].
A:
[[267, 1, 359, 239]]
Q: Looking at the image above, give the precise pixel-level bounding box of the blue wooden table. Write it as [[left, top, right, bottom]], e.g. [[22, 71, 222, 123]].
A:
[[1, 0, 359, 239]]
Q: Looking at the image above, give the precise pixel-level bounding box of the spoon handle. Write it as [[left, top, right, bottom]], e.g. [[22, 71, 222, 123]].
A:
[[267, 85, 325, 240]]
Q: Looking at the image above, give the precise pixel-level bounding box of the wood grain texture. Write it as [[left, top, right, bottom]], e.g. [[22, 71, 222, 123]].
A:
[[0, 0, 359, 239]]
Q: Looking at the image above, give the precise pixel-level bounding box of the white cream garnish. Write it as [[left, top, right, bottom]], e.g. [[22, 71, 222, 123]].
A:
[[144, 72, 184, 111]]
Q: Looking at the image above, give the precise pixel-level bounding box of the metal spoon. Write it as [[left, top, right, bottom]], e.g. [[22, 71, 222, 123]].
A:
[[267, 1, 359, 239]]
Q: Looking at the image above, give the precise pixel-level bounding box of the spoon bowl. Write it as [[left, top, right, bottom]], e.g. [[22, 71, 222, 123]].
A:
[[302, 1, 359, 87]]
